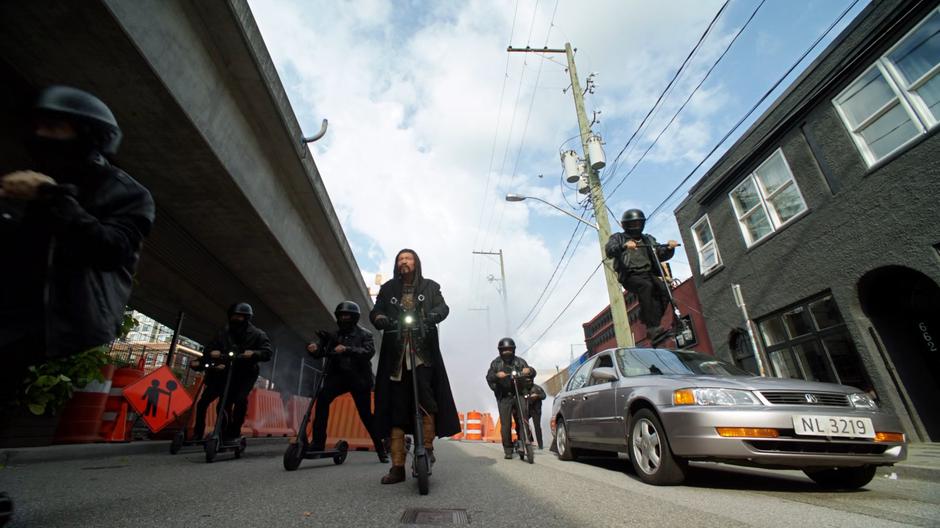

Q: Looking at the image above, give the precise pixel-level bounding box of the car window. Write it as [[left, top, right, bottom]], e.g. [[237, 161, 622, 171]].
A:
[[566, 358, 596, 391], [616, 348, 749, 377], [588, 354, 615, 386]]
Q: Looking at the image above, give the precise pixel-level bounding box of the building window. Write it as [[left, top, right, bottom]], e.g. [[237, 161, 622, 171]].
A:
[[757, 293, 874, 394], [729, 149, 808, 246], [833, 8, 940, 165], [691, 215, 721, 273]]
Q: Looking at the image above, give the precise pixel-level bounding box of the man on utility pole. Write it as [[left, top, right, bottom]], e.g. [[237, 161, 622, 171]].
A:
[[507, 43, 634, 348]]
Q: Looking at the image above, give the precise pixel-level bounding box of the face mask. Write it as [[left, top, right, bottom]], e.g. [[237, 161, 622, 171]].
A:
[[500, 351, 514, 362], [337, 316, 356, 331], [26, 136, 92, 182]]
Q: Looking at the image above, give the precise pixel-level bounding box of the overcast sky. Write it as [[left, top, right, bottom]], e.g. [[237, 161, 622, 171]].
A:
[[247, 0, 869, 413]]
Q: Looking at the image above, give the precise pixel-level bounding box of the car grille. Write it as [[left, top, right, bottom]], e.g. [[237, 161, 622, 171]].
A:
[[758, 391, 850, 407], [745, 440, 887, 455]]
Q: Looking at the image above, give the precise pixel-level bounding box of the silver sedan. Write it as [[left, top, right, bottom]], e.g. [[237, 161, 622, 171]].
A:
[[550, 347, 907, 488]]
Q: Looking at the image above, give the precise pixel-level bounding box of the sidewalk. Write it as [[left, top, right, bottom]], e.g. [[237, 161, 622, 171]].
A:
[[877, 442, 940, 482]]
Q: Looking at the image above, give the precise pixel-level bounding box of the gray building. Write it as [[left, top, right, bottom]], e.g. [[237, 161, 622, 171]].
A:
[[675, 0, 940, 442]]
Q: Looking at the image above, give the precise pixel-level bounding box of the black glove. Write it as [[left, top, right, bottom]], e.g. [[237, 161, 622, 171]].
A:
[[374, 315, 397, 331]]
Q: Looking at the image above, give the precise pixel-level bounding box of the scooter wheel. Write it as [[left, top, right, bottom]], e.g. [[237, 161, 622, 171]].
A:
[[169, 431, 184, 455], [416, 454, 430, 495], [0, 492, 13, 527], [204, 438, 218, 463], [333, 440, 349, 465], [284, 442, 304, 471], [526, 444, 535, 465]]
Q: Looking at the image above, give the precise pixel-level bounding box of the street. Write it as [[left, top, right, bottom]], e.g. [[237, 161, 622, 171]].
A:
[[2, 440, 937, 527]]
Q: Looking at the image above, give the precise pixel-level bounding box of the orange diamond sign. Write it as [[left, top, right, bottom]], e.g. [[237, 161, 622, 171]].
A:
[[122, 366, 193, 433]]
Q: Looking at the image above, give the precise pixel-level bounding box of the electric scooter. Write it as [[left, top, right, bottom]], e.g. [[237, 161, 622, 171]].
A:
[[509, 370, 535, 464], [203, 349, 247, 463], [282, 354, 349, 470], [398, 309, 432, 495], [169, 375, 208, 455]]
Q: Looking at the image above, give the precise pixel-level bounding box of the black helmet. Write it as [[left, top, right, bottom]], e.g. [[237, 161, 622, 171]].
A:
[[33, 85, 122, 155], [497, 337, 516, 351], [621, 209, 646, 237], [334, 301, 361, 321], [228, 302, 254, 320]]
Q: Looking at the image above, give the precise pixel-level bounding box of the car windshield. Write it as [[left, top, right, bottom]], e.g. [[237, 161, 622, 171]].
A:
[[616, 348, 750, 377]]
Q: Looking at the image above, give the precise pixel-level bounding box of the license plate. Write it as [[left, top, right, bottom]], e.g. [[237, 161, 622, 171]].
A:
[[792, 415, 875, 438]]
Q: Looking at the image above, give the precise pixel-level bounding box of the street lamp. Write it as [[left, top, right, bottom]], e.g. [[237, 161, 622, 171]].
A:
[[505, 194, 598, 230]]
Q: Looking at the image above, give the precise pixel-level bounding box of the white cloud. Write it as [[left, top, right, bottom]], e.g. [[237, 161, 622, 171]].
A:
[[249, 0, 733, 412]]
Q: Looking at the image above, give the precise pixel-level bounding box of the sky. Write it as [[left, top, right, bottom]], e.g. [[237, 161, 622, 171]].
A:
[[247, 0, 870, 413]]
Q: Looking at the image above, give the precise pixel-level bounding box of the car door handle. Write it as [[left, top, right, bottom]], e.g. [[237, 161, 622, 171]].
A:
[[582, 393, 595, 401]]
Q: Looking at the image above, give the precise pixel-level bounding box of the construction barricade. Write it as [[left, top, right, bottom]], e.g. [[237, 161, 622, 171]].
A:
[[54, 365, 115, 444], [243, 389, 294, 437], [100, 367, 144, 442], [464, 410, 484, 441]]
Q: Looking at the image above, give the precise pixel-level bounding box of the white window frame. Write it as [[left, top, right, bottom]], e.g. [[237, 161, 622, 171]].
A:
[[833, 7, 940, 166], [691, 214, 722, 274], [728, 149, 808, 247]]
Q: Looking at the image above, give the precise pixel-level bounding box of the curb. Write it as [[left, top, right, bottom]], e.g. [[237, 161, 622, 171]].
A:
[[0, 436, 291, 466], [877, 463, 940, 483]]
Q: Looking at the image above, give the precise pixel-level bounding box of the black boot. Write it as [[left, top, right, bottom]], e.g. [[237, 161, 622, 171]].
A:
[[504, 447, 513, 459]]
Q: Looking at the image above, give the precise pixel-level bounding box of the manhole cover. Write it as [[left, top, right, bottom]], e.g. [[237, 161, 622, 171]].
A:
[[400, 508, 470, 525]]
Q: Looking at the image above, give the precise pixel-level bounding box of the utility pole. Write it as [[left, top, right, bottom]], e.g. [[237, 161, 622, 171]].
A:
[[472, 249, 510, 336], [507, 43, 634, 348]]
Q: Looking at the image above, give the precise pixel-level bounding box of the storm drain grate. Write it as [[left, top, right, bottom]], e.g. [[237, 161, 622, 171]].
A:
[[400, 509, 470, 525]]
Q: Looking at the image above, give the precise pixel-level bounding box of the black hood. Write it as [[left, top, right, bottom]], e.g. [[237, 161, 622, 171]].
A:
[[392, 248, 423, 282]]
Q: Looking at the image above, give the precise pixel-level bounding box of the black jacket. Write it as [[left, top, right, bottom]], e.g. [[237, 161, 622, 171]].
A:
[[525, 384, 547, 409], [310, 325, 375, 387], [201, 323, 273, 381], [486, 355, 536, 399], [369, 249, 460, 439], [0, 160, 154, 357], [605, 232, 674, 285]]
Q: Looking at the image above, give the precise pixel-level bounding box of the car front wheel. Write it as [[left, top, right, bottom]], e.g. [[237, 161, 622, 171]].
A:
[[803, 465, 877, 490], [628, 408, 686, 485], [556, 419, 577, 461]]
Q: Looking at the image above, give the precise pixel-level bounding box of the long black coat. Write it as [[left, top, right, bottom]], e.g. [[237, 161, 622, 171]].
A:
[[370, 276, 460, 439], [201, 323, 273, 383]]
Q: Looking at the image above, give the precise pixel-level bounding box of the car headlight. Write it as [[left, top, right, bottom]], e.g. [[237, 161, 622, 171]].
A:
[[849, 392, 877, 410], [674, 388, 761, 406]]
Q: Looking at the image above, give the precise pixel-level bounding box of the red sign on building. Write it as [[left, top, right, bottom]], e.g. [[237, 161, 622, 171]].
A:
[[122, 366, 193, 433]]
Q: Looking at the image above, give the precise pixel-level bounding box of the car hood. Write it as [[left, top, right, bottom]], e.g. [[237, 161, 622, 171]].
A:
[[664, 375, 859, 393]]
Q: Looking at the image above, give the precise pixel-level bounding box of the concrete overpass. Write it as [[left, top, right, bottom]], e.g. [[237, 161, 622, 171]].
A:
[[0, 0, 371, 391]]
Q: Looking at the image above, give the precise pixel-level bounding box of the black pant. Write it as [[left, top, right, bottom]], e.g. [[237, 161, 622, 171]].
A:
[[311, 375, 383, 453], [193, 381, 225, 439], [622, 272, 669, 327], [528, 403, 543, 449], [390, 365, 436, 432], [227, 374, 257, 438], [497, 395, 531, 448]]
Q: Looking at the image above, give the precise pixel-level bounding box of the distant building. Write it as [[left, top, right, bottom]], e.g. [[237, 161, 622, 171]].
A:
[[674, 0, 940, 441]]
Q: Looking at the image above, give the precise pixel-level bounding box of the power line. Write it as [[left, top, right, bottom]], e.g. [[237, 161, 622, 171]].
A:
[[648, 0, 861, 220], [521, 261, 602, 355], [605, 0, 768, 201], [603, 0, 730, 184], [472, 0, 521, 307], [515, 204, 589, 332]]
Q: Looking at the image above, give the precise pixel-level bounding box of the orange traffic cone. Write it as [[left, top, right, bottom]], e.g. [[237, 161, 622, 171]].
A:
[[104, 402, 130, 442]]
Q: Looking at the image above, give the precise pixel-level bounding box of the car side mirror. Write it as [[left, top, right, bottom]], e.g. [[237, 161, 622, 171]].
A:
[[591, 367, 618, 383]]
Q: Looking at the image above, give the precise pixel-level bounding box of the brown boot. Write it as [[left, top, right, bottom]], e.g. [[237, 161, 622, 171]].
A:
[[422, 414, 436, 465], [381, 465, 406, 484], [381, 428, 407, 484]]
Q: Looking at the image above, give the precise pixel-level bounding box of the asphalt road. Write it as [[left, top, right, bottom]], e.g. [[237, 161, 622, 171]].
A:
[[1, 440, 938, 527]]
